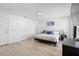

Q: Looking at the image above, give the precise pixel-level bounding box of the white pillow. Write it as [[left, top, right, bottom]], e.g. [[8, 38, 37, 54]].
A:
[[53, 30, 59, 35]]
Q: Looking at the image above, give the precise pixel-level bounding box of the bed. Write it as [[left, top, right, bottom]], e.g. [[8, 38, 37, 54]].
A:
[[34, 31, 60, 46]]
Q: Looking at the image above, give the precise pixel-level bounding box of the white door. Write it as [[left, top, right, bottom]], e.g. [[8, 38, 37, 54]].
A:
[[0, 16, 8, 45]]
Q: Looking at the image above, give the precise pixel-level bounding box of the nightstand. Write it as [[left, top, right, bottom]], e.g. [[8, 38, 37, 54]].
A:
[[59, 35, 67, 41]]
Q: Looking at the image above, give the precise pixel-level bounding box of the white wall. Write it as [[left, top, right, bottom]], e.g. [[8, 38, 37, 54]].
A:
[[37, 21, 46, 33], [0, 11, 37, 44], [71, 4, 79, 26], [0, 12, 9, 45], [70, 4, 79, 38], [9, 14, 37, 43], [37, 16, 72, 38]]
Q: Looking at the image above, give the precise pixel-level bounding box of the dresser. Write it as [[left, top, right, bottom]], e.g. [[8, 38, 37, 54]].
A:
[[62, 39, 79, 56]]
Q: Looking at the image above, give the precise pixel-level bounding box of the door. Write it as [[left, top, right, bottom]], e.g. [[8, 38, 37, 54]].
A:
[[0, 16, 8, 45]]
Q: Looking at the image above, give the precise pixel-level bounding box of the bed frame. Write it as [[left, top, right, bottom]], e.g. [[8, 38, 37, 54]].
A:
[[34, 38, 57, 46]]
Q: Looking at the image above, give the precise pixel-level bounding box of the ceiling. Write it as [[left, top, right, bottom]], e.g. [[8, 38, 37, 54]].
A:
[[0, 3, 71, 22]]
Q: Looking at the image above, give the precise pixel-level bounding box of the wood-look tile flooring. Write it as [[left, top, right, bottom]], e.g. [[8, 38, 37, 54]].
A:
[[0, 38, 62, 56]]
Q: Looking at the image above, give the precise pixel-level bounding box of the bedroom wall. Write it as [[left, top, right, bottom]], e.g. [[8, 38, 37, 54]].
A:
[[0, 11, 37, 44], [70, 3, 79, 38], [37, 16, 73, 38], [9, 14, 37, 43], [37, 21, 46, 33], [71, 3, 79, 26]]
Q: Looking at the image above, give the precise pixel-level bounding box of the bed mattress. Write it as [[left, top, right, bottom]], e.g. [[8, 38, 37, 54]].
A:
[[35, 34, 59, 43]]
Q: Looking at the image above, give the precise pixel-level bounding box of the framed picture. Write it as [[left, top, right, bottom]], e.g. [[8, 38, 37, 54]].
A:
[[47, 21, 55, 26]]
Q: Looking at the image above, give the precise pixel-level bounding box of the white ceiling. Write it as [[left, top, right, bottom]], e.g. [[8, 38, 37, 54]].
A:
[[0, 3, 71, 21]]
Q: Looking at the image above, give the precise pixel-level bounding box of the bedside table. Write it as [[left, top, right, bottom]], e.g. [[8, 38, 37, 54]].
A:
[[59, 35, 67, 41]]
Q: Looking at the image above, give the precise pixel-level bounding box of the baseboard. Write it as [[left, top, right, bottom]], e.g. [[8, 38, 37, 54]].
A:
[[0, 43, 8, 47]]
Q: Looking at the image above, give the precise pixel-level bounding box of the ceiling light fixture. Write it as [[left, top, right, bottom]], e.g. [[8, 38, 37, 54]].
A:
[[37, 11, 42, 15]]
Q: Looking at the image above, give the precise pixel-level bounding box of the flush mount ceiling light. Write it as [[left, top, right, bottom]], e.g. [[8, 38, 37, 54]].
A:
[[37, 11, 42, 15]]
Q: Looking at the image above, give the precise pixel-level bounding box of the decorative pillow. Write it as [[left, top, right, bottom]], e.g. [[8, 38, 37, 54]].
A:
[[46, 31, 54, 34]]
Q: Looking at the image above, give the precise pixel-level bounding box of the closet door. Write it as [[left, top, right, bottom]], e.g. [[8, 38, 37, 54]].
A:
[[0, 16, 8, 45]]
